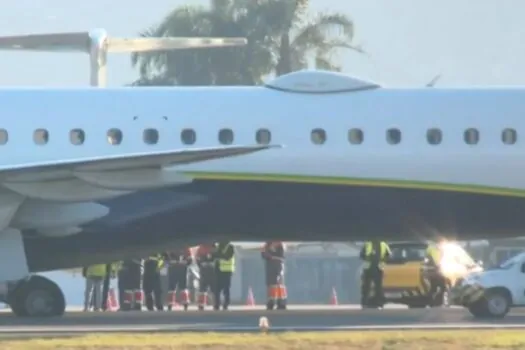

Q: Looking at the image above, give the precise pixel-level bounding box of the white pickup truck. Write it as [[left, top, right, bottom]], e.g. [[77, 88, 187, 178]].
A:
[[450, 252, 525, 318]]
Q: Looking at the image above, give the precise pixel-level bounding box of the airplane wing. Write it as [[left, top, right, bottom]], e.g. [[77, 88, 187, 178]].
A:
[[1, 145, 281, 182]]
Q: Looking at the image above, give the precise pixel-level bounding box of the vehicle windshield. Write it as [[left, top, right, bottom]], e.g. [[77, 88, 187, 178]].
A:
[[498, 253, 524, 269], [387, 244, 427, 262]]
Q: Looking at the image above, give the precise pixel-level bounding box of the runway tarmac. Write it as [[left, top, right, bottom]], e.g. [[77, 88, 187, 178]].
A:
[[1, 305, 525, 336]]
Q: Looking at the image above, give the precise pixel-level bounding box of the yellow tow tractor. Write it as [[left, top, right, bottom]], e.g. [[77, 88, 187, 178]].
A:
[[362, 240, 483, 308]]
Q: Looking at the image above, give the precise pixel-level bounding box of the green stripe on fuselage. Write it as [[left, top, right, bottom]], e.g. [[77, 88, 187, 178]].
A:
[[182, 171, 525, 198]]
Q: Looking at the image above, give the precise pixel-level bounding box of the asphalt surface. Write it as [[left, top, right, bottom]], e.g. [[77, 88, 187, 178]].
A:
[[1, 304, 525, 336]]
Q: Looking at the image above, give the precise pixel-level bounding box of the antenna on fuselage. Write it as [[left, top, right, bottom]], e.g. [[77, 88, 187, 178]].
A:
[[0, 29, 247, 87], [426, 74, 442, 87]]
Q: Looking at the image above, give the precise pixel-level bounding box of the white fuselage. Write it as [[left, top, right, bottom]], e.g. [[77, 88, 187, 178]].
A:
[[0, 85, 524, 198]]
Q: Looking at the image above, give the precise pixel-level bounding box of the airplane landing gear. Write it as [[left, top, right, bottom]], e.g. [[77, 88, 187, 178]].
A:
[[7, 275, 65, 317], [0, 228, 65, 317]]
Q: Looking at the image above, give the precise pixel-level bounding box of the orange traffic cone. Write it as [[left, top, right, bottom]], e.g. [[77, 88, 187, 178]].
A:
[[106, 288, 119, 311], [330, 287, 338, 305], [168, 292, 180, 309], [246, 287, 255, 306]]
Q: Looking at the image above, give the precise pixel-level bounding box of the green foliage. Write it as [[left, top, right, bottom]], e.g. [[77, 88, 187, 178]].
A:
[[130, 0, 364, 86]]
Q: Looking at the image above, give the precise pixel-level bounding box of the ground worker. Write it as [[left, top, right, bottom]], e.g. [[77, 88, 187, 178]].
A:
[[261, 241, 287, 310], [212, 241, 235, 311], [85, 267, 96, 311], [88, 263, 112, 311], [101, 263, 111, 311], [143, 253, 165, 311], [83, 263, 108, 312], [101, 262, 119, 311], [195, 243, 216, 310], [118, 259, 144, 311], [425, 243, 445, 304], [425, 244, 441, 266], [359, 239, 391, 308], [166, 248, 193, 311]]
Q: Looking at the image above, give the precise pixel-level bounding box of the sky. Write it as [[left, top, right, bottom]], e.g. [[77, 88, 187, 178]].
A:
[[0, 0, 523, 87]]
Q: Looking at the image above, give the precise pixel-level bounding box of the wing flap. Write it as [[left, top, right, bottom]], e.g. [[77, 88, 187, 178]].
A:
[[2, 145, 280, 182]]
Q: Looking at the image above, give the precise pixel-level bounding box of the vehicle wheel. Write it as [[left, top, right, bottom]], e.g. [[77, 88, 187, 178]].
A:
[[8, 275, 65, 317], [482, 289, 510, 319], [468, 299, 488, 318]]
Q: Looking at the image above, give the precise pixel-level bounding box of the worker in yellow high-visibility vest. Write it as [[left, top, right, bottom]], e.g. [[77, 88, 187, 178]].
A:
[[212, 241, 235, 311], [359, 240, 391, 308], [425, 243, 446, 305], [83, 264, 108, 312]]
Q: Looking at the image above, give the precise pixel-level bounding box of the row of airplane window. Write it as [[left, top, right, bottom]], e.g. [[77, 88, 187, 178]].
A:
[[0, 127, 518, 146]]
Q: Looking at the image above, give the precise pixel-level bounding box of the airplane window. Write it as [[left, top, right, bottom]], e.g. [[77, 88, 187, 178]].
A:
[[107, 128, 123, 145], [69, 129, 85, 145], [386, 128, 401, 145], [0, 129, 8, 145], [256, 129, 271, 145], [348, 128, 363, 144], [502, 128, 517, 145], [311, 128, 326, 145], [33, 129, 49, 145], [181, 129, 196, 145], [219, 128, 234, 145], [143, 128, 159, 145], [426, 128, 442, 145], [464, 128, 479, 145]]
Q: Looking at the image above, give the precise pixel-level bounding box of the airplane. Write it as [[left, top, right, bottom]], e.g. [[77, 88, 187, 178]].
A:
[[0, 29, 524, 319]]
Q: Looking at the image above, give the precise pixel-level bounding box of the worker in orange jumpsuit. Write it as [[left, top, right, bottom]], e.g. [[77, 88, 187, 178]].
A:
[[166, 248, 193, 311], [195, 243, 216, 310], [261, 241, 287, 310]]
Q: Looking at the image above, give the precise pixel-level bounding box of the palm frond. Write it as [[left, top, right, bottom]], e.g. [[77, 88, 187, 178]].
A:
[[287, 11, 366, 71], [130, 0, 361, 85], [314, 55, 341, 72]]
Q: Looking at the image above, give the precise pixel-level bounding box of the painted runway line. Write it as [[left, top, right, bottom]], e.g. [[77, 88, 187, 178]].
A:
[[0, 305, 524, 336]]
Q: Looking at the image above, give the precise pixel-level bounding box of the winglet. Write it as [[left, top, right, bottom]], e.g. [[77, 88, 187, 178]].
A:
[[0, 28, 247, 87]]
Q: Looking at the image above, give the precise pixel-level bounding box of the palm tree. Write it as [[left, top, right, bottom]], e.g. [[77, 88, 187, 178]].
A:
[[131, 0, 363, 86], [249, 0, 364, 75], [128, 75, 176, 86]]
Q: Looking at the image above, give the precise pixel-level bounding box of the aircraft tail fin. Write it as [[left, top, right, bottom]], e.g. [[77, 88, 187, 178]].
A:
[[0, 29, 247, 86]]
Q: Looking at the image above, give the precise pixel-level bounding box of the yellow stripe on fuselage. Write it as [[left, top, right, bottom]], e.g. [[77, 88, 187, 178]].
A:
[[182, 171, 525, 198]]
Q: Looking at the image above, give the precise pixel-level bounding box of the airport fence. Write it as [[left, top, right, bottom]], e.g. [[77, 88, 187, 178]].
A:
[[234, 251, 362, 304]]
